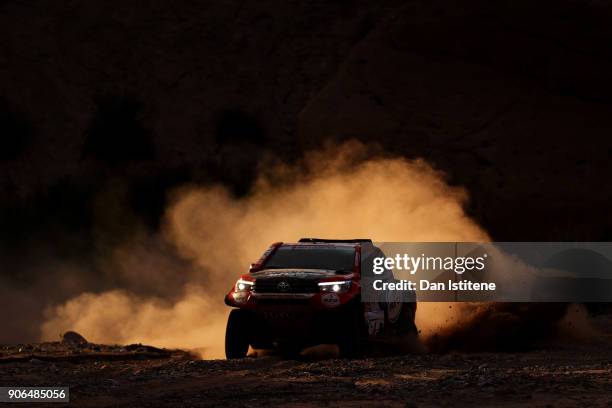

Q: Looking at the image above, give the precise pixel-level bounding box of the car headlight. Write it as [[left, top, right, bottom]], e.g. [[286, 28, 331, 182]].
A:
[[235, 278, 254, 292], [318, 280, 351, 293]]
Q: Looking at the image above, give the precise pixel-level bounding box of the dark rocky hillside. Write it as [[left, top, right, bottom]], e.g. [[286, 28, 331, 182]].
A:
[[1, 0, 611, 247]]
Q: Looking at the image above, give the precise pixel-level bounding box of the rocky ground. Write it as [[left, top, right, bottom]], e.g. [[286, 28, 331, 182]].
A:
[[1, 340, 612, 407]]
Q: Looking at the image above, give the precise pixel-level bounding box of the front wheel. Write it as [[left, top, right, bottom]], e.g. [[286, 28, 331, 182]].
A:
[[338, 304, 365, 358], [276, 342, 302, 359], [225, 309, 251, 359]]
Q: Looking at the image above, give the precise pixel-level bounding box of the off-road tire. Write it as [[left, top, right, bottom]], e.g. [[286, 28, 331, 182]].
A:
[[338, 304, 364, 358], [397, 302, 418, 335], [225, 309, 251, 359], [276, 342, 302, 359]]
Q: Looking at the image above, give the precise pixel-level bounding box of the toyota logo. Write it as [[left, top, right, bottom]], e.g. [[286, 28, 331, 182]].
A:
[[277, 281, 291, 292]]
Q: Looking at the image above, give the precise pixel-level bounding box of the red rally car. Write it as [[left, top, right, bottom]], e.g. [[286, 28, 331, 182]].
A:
[[224, 238, 418, 358]]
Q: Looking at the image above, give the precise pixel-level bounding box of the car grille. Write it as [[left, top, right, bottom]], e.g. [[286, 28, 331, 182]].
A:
[[256, 298, 310, 306], [253, 278, 319, 294]]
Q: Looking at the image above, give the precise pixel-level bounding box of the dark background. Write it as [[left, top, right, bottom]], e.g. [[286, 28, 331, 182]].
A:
[[1, 0, 612, 340]]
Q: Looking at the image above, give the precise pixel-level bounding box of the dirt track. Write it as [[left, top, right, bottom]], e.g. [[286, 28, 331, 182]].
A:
[[1, 342, 612, 407]]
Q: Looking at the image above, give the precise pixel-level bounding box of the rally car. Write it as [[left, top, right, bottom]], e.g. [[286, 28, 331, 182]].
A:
[[224, 238, 417, 359]]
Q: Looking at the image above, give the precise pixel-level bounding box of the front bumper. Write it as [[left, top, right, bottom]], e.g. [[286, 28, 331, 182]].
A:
[[224, 282, 361, 346], [245, 300, 358, 346], [225, 281, 360, 310]]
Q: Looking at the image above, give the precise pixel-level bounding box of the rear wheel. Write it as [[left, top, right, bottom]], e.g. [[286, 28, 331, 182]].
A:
[[397, 302, 418, 335], [225, 309, 251, 359]]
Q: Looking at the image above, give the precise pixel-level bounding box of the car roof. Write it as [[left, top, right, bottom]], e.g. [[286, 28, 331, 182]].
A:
[[280, 242, 359, 249], [298, 238, 372, 244]]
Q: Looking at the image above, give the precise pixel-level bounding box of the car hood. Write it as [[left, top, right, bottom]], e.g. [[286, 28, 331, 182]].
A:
[[251, 268, 341, 280]]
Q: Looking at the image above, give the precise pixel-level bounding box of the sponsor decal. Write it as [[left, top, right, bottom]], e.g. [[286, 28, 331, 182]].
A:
[[386, 289, 404, 323], [365, 310, 384, 336], [320, 293, 340, 307]]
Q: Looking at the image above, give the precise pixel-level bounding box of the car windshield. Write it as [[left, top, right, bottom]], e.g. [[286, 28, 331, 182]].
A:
[[262, 246, 355, 272]]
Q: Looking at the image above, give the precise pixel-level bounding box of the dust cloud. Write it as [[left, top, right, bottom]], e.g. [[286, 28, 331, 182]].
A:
[[41, 141, 491, 358], [42, 286, 227, 358]]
